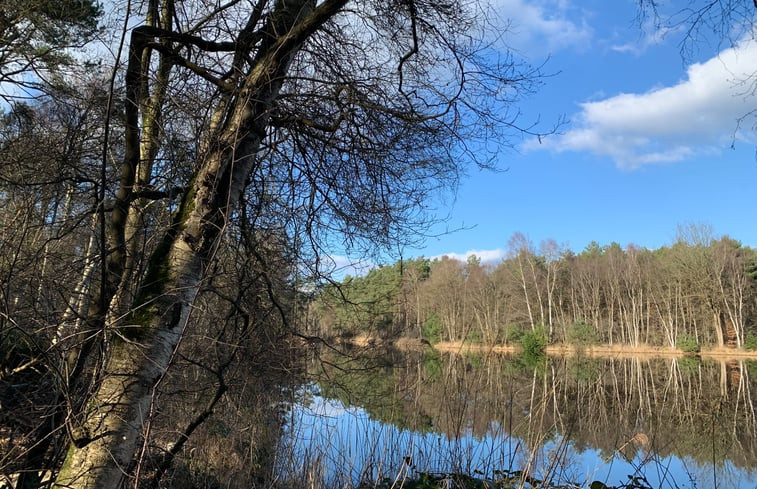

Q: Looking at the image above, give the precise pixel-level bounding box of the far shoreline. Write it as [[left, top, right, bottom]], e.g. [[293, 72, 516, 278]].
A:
[[342, 335, 757, 361]]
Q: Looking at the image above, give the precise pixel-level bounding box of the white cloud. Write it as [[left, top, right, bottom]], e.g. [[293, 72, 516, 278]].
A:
[[433, 249, 506, 264], [610, 23, 679, 56], [323, 255, 375, 278], [490, 0, 592, 55], [529, 37, 757, 168]]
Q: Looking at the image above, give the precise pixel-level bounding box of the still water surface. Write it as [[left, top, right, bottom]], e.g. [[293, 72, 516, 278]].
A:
[[277, 349, 757, 488]]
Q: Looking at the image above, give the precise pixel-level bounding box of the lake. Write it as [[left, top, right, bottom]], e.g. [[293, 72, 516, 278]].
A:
[[275, 347, 757, 488]]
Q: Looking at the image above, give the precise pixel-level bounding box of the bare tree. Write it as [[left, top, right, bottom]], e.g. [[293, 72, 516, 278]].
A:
[[21, 0, 547, 487]]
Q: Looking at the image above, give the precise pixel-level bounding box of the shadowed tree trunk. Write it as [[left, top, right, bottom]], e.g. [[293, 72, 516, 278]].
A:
[[53, 1, 348, 486]]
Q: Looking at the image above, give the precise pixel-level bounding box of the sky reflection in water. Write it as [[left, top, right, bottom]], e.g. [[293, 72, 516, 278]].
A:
[[277, 380, 757, 489]]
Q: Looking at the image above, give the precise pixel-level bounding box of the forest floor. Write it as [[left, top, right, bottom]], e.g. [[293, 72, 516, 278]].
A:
[[348, 335, 757, 360]]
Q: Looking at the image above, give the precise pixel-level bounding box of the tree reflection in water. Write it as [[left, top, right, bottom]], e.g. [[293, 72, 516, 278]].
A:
[[276, 348, 757, 488]]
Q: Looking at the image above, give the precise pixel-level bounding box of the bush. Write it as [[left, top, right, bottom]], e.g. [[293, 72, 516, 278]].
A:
[[502, 325, 524, 344], [422, 314, 442, 345], [677, 356, 701, 374], [520, 328, 548, 356], [677, 334, 700, 354], [744, 332, 757, 351], [422, 350, 442, 381], [567, 320, 598, 346], [570, 357, 600, 383], [748, 361, 757, 380], [519, 347, 548, 372]]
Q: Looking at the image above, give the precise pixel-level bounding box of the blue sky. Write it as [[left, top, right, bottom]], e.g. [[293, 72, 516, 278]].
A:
[[402, 0, 757, 265], [7, 0, 751, 274]]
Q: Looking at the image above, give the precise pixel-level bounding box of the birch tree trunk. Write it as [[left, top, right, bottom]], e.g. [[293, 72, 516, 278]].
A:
[[53, 1, 350, 486]]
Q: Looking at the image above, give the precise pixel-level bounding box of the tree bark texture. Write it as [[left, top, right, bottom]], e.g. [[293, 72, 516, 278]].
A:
[[53, 1, 350, 486]]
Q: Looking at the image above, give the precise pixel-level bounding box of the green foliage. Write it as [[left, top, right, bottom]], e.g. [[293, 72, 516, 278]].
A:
[[518, 328, 548, 371], [422, 350, 442, 382], [677, 334, 700, 354], [422, 314, 443, 345], [502, 325, 523, 344], [0, 0, 102, 95], [405, 257, 432, 281], [518, 348, 548, 372], [582, 240, 604, 257], [306, 237, 757, 351], [569, 357, 600, 383], [312, 349, 421, 431], [312, 263, 404, 334], [744, 332, 757, 351], [677, 356, 701, 374], [14, 0, 101, 45], [520, 328, 547, 356], [567, 320, 598, 346], [747, 361, 757, 380]]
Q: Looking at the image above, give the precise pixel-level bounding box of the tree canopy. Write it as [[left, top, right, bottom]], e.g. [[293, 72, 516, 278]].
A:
[[0, 0, 101, 100], [309, 233, 757, 351]]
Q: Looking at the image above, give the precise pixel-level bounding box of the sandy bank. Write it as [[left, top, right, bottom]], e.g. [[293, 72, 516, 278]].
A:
[[341, 335, 757, 360]]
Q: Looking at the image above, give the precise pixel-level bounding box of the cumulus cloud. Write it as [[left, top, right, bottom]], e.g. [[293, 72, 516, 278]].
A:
[[490, 0, 592, 55], [529, 37, 757, 168], [433, 249, 506, 264]]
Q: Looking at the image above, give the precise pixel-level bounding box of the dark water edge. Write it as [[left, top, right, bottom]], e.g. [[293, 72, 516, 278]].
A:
[[274, 349, 757, 488]]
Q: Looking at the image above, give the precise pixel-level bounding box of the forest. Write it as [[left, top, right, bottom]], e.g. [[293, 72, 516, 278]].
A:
[[2, 0, 757, 488], [308, 230, 757, 351]]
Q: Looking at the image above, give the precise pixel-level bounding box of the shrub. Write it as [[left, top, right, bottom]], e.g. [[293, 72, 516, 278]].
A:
[[520, 328, 548, 356], [422, 350, 442, 381], [570, 357, 600, 383], [677, 334, 700, 354], [519, 347, 548, 372], [748, 361, 757, 380], [422, 314, 442, 345], [567, 320, 598, 346], [502, 325, 524, 344], [677, 356, 701, 374], [744, 332, 757, 351], [515, 328, 548, 372]]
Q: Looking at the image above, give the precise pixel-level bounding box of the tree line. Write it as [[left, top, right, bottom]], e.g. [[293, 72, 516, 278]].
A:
[[308, 230, 757, 351]]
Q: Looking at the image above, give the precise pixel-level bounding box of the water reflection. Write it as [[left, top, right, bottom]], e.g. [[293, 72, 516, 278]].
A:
[[276, 350, 757, 488]]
